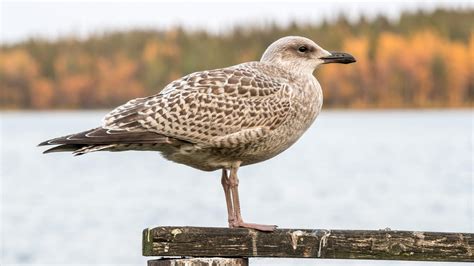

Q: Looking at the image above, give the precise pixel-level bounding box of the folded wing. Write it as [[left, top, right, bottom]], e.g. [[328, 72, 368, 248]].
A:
[[102, 63, 292, 148], [40, 63, 293, 153]]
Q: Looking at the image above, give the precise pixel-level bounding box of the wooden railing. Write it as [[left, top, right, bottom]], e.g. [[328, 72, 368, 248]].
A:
[[143, 226, 473, 265]]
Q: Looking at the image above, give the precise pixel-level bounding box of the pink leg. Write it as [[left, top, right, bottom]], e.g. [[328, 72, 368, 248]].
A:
[[221, 169, 235, 227], [228, 163, 277, 232]]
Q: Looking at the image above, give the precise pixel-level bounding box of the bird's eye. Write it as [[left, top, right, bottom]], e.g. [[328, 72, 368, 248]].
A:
[[298, 46, 308, 53]]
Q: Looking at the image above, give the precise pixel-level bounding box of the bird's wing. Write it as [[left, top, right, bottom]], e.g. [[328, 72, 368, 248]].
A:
[[102, 63, 293, 148]]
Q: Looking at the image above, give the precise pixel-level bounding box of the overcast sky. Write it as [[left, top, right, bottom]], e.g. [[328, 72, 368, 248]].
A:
[[1, 0, 472, 44]]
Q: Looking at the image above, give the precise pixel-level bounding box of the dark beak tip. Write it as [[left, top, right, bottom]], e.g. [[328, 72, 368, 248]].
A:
[[346, 57, 357, 64], [321, 52, 357, 64]]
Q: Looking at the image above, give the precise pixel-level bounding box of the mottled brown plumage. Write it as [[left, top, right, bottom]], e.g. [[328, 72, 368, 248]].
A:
[[39, 36, 355, 231]]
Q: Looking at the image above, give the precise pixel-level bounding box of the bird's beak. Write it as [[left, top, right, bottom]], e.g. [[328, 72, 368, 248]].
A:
[[320, 52, 356, 64]]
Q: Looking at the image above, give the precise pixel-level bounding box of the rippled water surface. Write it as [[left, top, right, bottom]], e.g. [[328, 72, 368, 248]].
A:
[[1, 110, 472, 265]]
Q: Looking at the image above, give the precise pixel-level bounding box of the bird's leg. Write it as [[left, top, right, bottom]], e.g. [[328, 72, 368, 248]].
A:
[[228, 163, 277, 232], [220, 169, 235, 226]]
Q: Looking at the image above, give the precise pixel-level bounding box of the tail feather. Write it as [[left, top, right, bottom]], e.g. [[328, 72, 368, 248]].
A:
[[39, 127, 172, 146], [73, 144, 116, 156], [39, 127, 190, 155]]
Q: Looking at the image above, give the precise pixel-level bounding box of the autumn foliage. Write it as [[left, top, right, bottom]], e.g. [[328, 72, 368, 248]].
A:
[[1, 9, 473, 109]]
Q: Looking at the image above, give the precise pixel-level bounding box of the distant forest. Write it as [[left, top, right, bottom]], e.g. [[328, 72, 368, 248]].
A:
[[1, 8, 473, 109]]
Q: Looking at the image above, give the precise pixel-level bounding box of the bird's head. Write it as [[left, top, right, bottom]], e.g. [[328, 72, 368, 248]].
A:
[[260, 36, 356, 75]]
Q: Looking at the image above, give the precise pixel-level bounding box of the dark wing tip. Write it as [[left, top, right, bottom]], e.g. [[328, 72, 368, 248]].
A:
[[37, 128, 97, 147], [38, 137, 70, 146], [38, 140, 52, 146]]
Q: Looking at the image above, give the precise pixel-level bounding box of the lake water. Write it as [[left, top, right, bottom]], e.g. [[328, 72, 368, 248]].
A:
[[1, 110, 472, 265]]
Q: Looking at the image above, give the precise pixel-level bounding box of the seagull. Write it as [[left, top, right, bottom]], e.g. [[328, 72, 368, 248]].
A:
[[39, 36, 355, 231]]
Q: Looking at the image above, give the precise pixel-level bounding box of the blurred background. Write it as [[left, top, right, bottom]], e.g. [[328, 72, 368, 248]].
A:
[[1, 1, 473, 109], [1, 0, 473, 265]]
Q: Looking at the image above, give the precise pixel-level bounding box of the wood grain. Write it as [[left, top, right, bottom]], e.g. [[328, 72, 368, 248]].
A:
[[143, 227, 473, 262]]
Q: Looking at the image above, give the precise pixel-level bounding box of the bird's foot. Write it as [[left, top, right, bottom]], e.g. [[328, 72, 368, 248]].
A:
[[230, 220, 277, 232]]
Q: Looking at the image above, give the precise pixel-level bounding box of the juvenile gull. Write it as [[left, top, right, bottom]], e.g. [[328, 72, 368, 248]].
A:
[[39, 36, 356, 231]]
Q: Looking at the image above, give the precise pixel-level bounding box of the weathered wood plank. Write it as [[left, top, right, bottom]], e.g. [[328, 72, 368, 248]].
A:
[[148, 258, 248, 266], [143, 227, 474, 262]]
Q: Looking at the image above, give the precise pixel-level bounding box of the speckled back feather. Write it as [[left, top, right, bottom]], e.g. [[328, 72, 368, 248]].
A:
[[102, 62, 294, 148]]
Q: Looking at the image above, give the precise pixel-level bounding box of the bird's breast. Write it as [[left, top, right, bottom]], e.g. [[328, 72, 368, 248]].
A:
[[237, 77, 323, 165]]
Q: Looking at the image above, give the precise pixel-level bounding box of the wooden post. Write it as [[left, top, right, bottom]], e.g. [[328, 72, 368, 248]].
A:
[[147, 257, 248, 266], [143, 226, 473, 263]]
